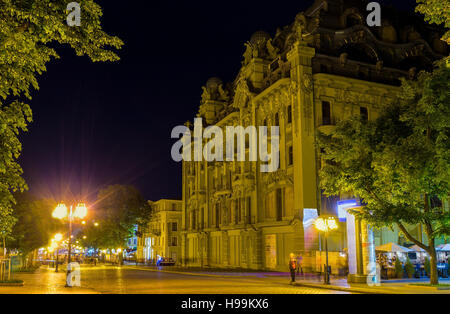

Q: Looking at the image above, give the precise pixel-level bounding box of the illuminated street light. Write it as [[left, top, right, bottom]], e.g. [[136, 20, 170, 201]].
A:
[[74, 203, 88, 219], [314, 216, 339, 285], [52, 233, 64, 272], [54, 233, 63, 242], [52, 202, 88, 268], [314, 217, 338, 233], [52, 203, 68, 219]]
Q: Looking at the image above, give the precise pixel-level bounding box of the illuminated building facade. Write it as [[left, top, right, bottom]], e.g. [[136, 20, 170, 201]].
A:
[[137, 199, 182, 264], [181, 0, 446, 271]]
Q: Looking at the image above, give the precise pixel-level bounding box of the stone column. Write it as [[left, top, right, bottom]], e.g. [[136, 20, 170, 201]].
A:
[[346, 207, 376, 283], [287, 41, 318, 253]]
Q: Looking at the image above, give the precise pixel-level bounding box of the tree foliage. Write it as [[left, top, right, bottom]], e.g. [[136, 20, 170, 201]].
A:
[[8, 193, 61, 256], [0, 0, 122, 241], [416, 0, 450, 45], [80, 185, 151, 250], [317, 62, 450, 284]]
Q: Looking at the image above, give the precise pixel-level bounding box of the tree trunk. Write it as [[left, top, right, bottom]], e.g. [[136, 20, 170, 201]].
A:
[[397, 222, 439, 285], [428, 238, 439, 285], [2, 237, 5, 258]]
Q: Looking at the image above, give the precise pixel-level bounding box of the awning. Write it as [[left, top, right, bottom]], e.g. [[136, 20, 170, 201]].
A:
[[409, 245, 426, 252], [437, 244, 450, 252], [376, 243, 414, 253]]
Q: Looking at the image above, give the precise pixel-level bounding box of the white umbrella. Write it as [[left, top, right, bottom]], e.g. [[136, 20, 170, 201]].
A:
[[410, 245, 426, 252], [437, 244, 450, 252], [376, 242, 414, 253]]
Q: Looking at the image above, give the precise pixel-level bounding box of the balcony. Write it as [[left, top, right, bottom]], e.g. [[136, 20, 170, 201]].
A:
[[317, 117, 337, 135], [262, 59, 291, 89]]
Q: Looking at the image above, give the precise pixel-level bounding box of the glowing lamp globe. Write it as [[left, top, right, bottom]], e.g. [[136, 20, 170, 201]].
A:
[[314, 217, 339, 233], [54, 233, 63, 242], [74, 203, 88, 219], [53, 203, 68, 220]]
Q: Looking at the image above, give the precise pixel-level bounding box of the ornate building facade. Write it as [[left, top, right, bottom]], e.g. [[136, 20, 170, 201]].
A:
[[181, 0, 446, 271]]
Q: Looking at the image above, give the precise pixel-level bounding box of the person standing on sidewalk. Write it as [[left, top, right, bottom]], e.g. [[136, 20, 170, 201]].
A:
[[289, 253, 297, 283], [296, 254, 303, 275]]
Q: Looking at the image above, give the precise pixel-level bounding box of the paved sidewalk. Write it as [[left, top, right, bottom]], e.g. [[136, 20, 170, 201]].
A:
[[123, 265, 450, 294], [291, 277, 450, 294]]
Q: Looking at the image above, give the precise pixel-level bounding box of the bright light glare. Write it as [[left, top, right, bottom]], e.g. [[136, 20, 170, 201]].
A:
[[314, 217, 339, 233], [73, 203, 88, 219], [52, 203, 68, 220], [54, 233, 63, 242]]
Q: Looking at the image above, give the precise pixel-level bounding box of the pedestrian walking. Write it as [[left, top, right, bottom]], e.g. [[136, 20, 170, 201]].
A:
[[296, 254, 303, 275], [289, 253, 297, 283]]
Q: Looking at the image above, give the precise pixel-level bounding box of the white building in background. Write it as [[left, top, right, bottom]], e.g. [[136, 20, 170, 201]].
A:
[[137, 199, 182, 264]]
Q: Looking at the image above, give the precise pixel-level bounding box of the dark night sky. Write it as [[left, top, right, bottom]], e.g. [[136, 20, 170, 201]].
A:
[[20, 0, 417, 203]]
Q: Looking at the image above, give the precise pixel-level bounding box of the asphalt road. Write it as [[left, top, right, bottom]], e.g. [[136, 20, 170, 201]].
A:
[[0, 266, 350, 294]]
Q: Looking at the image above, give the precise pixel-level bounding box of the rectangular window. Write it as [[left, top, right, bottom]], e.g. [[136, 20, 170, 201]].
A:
[[360, 106, 368, 122], [238, 198, 242, 223], [171, 237, 178, 247], [322, 101, 331, 125], [288, 146, 293, 166], [216, 204, 220, 227], [172, 222, 178, 232], [287, 105, 292, 124], [276, 189, 283, 221], [247, 197, 252, 224]]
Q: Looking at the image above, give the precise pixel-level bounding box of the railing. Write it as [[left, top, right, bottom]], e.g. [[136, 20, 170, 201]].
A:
[[262, 59, 291, 89]]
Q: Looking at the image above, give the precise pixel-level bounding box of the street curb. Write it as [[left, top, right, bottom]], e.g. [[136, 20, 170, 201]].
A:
[[291, 282, 388, 294], [0, 282, 24, 287], [408, 284, 450, 291]]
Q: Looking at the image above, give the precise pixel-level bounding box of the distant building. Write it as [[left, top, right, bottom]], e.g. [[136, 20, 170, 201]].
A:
[[180, 0, 446, 271], [126, 225, 138, 253], [137, 199, 182, 264]]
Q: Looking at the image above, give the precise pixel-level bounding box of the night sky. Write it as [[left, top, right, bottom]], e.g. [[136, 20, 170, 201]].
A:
[[20, 0, 418, 203]]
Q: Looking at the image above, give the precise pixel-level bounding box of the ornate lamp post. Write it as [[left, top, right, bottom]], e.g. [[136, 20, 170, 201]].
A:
[[51, 233, 63, 272], [52, 203, 88, 264], [314, 216, 339, 285]]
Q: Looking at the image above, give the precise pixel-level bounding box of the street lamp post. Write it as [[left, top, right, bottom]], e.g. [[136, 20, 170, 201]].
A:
[[52, 203, 88, 265], [52, 233, 63, 272], [314, 216, 338, 285]]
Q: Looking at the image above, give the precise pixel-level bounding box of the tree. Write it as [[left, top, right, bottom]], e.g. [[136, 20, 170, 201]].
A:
[[0, 208, 16, 257], [9, 193, 61, 266], [83, 185, 151, 254], [416, 0, 450, 45], [0, 1, 123, 244], [317, 62, 450, 285]]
